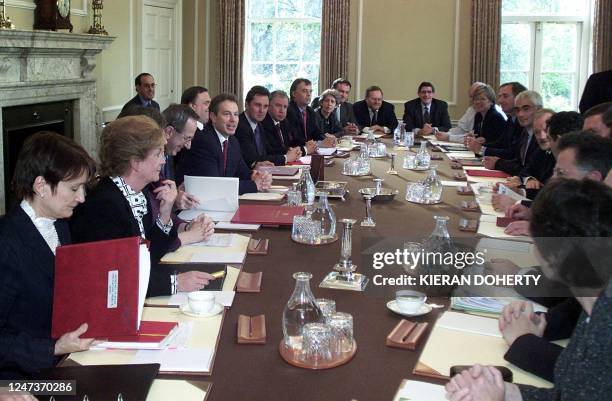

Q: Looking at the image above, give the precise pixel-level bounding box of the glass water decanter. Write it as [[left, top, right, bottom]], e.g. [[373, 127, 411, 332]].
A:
[[297, 165, 316, 205], [282, 272, 325, 349], [415, 141, 431, 169], [422, 166, 443, 203], [311, 191, 337, 240]]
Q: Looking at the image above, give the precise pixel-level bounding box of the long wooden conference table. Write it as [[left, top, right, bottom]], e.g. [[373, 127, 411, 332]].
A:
[[207, 141, 480, 401]]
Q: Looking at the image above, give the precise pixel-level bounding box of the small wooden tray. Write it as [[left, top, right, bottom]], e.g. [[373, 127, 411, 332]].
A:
[[279, 340, 357, 370], [247, 238, 269, 255], [430, 153, 443, 161], [386, 320, 429, 350], [461, 200, 480, 212], [237, 314, 266, 344], [459, 218, 479, 232], [450, 161, 463, 170], [454, 172, 467, 181], [457, 186, 474, 196], [236, 271, 262, 293]]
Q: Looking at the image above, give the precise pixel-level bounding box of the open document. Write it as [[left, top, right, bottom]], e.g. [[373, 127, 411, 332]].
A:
[[178, 176, 239, 222]]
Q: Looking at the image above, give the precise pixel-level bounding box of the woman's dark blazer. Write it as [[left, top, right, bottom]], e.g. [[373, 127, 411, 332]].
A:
[[69, 177, 178, 297], [0, 205, 70, 378]]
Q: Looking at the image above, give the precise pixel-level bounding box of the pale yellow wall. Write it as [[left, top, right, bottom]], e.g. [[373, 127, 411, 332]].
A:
[[347, 0, 471, 121]]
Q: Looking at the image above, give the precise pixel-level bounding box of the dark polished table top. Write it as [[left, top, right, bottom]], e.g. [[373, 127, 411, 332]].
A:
[[209, 143, 479, 401]]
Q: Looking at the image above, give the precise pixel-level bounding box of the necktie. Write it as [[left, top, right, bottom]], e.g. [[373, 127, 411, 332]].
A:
[[275, 122, 285, 147], [254, 124, 265, 156], [222, 140, 228, 174], [423, 107, 430, 124], [163, 154, 173, 180], [335, 106, 341, 124], [302, 109, 308, 140], [371, 109, 378, 126], [520, 131, 530, 165]]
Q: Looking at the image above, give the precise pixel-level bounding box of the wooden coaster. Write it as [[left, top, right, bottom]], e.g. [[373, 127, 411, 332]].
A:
[[459, 218, 478, 232], [460, 200, 479, 212], [457, 186, 474, 196]]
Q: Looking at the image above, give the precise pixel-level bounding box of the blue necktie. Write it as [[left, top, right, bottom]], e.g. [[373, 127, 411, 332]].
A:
[[254, 124, 265, 156]]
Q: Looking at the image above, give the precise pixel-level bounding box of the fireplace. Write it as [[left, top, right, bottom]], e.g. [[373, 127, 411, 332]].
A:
[[0, 29, 115, 214], [2, 101, 75, 210]]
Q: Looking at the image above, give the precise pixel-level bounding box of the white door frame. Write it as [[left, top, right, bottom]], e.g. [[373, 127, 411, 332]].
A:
[[132, 0, 183, 104]]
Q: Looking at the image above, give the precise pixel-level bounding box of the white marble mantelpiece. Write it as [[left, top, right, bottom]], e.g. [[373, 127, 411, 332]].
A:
[[0, 29, 115, 213]]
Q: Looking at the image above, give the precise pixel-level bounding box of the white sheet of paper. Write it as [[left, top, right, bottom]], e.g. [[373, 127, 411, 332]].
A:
[[436, 311, 502, 338], [440, 180, 468, 187], [132, 347, 213, 373], [446, 151, 477, 159], [214, 222, 260, 231], [393, 380, 446, 401], [137, 244, 151, 331], [190, 234, 236, 248], [183, 176, 239, 212], [316, 147, 337, 156], [238, 192, 285, 201], [190, 252, 245, 264], [299, 156, 312, 164], [168, 291, 235, 307]]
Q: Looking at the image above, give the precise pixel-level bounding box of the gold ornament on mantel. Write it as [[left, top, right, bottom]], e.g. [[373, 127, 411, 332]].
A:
[[0, 0, 16, 29], [87, 0, 108, 35]]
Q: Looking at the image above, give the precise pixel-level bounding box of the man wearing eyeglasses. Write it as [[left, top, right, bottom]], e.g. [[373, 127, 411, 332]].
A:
[[121, 73, 161, 113]]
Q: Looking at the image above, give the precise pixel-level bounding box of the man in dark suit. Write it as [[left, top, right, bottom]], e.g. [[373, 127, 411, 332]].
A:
[[579, 69, 612, 114], [484, 90, 543, 176], [120, 73, 161, 114], [583, 102, 612, 138], [402, 81, 451, 134], [353, 85, 398, 133], [235, 86, 300, 167], [178, 93, 272, 195], [286, 78, 335, 152], [311, 78, 360, 135], [261, 90, 303, 161]]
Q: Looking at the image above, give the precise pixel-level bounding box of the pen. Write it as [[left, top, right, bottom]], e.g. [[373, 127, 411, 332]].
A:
[[211, 270, 225, 279]]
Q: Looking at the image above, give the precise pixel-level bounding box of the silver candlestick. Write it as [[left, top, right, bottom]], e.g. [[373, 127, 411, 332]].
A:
[[387, 152, 398, 175], [320, 218, 369, 291], [361, 194, 376, 227], [0, 0, 15, 29]]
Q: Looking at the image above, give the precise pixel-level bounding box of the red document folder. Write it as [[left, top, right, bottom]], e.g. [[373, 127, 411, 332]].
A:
[[230, 205, 304, 226], [465, 169, 510, 178], [52, 237, 148, 339]]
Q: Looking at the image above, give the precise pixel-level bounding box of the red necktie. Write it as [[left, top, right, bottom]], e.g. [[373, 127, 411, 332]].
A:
[[302, 109, 308, 140], [222, 140, 228, 174]]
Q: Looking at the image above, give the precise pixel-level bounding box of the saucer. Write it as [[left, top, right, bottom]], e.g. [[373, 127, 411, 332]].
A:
[[180, 302, 224, 318], [386, 300, 432, 317]]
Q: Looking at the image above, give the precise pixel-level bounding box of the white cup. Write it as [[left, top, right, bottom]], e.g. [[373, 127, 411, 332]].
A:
[[395, 290, 427, 313], [187, 291, 215, 314]]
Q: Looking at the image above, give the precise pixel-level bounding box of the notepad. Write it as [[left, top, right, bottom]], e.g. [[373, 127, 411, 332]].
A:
[[132, 347, 214, 373], [190, 234, 236, 248], [393, 380, 446, 401], [436, 311, 502, 338]]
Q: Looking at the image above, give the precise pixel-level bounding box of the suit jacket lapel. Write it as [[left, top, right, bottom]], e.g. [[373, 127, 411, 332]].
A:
[[12, 207, 55, 280]]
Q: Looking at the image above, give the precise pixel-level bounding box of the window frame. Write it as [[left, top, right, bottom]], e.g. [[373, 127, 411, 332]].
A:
[[243, 0, 322, 100], [501, 4, 593, 111]]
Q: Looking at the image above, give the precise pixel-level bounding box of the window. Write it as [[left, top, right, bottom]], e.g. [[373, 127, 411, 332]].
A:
[[244, 0, 322, 99], [500, 0, 593, 111]]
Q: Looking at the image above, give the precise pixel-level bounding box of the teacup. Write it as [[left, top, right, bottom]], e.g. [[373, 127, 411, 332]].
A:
[[339, 137, 353, 149], [395, 290, 427, 313], [188, 291, 215, 314]]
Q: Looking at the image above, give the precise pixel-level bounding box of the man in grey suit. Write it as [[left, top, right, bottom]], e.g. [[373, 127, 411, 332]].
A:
[[311, 78, 360, 135]]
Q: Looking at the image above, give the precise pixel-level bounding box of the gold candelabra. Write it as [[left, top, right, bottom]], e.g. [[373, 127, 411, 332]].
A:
[[0, 0, 16, 29], [87, 0, 108, 35]]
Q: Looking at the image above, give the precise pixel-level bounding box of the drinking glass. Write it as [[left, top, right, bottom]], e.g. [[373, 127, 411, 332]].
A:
[[302, 323, 333, 363], [315, 298, 336, 322], [328, 312, 354, 355]]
